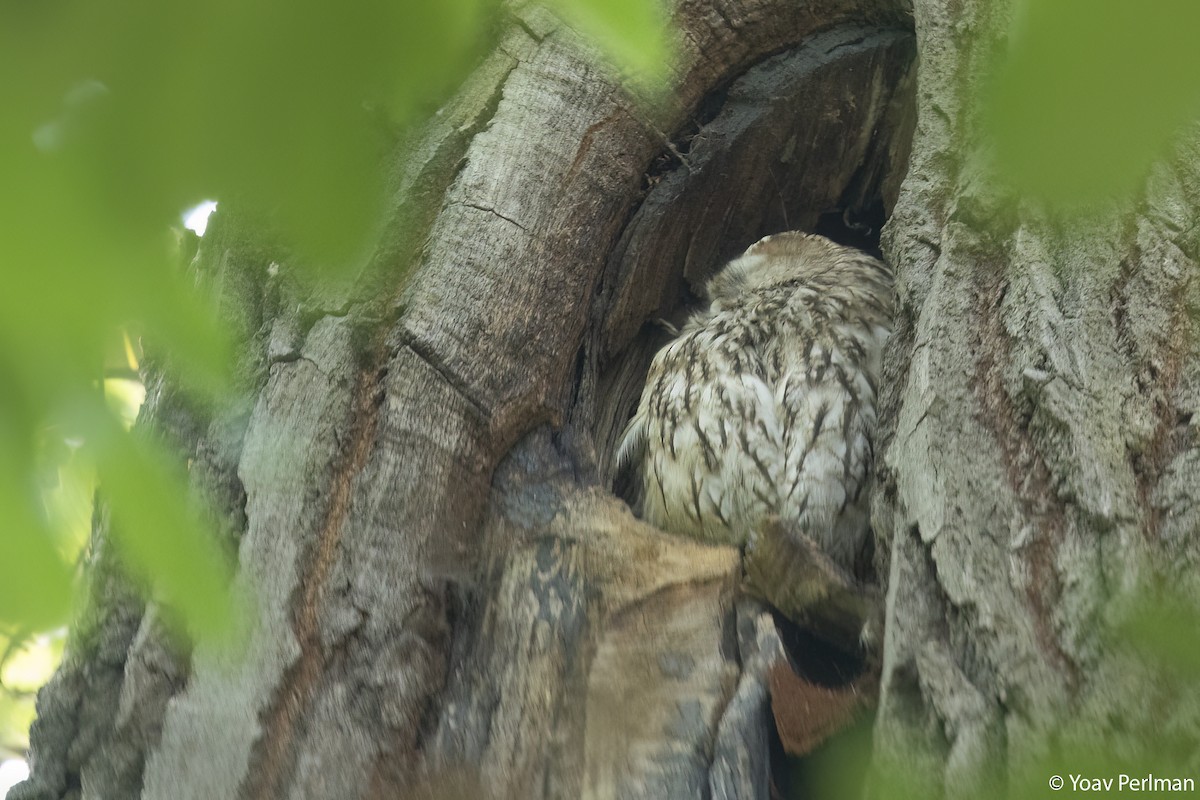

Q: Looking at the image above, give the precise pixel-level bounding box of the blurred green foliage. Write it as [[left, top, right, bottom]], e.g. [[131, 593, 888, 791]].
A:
[[984, 0, 1200, 205], [540, 0, 674, 89], [1, 633, 65, 761], [0, 0, 674, 749], [7, 0, 1195, 777]]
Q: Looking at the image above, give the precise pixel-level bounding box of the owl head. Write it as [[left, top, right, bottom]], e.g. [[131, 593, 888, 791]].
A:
[[704, 232, 889, 305]]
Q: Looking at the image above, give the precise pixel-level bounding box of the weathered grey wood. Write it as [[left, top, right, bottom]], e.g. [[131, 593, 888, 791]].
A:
[[870, 0, 1200, 794], [709, 602, 785, 800]]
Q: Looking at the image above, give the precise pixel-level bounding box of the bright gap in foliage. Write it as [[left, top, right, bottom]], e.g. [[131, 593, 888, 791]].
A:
[[183, 201, 218, 236], [0, 758, 30, 795]]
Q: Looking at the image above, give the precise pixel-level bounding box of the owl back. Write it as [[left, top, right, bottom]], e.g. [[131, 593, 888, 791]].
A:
[[616, 232, 893, 570]]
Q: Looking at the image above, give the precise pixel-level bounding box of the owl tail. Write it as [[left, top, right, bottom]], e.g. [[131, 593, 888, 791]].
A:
[[614, 411, 647, 474]]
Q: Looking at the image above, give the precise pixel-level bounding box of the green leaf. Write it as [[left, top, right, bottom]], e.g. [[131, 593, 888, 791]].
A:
[[0, 442, 72, 630], [1117, 591, 1200, 676], [1, 0, 498, 267], [84, 408, 234, 640], [984, 0, 1200, 205], [540, 0, 675, 88], [0, 0, 677, 647]]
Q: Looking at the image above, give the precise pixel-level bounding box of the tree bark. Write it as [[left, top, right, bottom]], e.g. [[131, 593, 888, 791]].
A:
[[13, 1, 1200, 800], [870, 0, 1200, 795]]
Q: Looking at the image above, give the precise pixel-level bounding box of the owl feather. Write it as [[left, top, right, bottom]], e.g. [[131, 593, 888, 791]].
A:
[[617, 232, 893, 575]]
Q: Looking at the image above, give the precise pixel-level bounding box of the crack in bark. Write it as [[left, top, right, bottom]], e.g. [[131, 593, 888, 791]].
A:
[[506, 7, 551, 44], [239, 352, 386, 800], [707, 0, 746, 39], [393, 331, 559, 462], [458, 201, 530, 232], [394, 335, 490, 426], [373, 42, 522, 310], [825, 35, 868, 55], [970, 270, 1080, 689], [566, 112, 621, 185]]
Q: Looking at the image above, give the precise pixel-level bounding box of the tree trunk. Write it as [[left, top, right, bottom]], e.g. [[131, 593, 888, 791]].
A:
[[871, 0, 1200, 795], [13, 1, 1200, 800]]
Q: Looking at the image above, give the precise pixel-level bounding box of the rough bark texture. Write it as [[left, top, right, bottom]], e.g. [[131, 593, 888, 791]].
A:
[[15, 0, 1198, 799], [871, 0, 1200, 795]]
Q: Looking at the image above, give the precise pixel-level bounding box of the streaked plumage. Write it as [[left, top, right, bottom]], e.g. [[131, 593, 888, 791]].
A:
[[616, 232, 893, 572]]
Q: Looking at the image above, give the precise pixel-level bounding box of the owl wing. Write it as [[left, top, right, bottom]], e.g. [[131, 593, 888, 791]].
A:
[[620, 327, 783, 543], [775, 354, 875, 569]]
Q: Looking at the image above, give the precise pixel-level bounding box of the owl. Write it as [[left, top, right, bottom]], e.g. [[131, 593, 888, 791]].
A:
[[616, 232, 893, 574]]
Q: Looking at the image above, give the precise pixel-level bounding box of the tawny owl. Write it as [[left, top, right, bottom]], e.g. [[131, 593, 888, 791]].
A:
[[616, 232, 893, 574]]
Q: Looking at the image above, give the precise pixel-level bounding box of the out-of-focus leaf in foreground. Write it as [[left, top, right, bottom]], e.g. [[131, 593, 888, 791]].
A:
[[0, 0, 676, 641], [2, 0, 498, 268], [983, 0, 1200, 206], [81, 407, 235, 639], [1117, 589, 1200, 677], [0, 0, 497, 639], [539, 0, 674, 91]]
